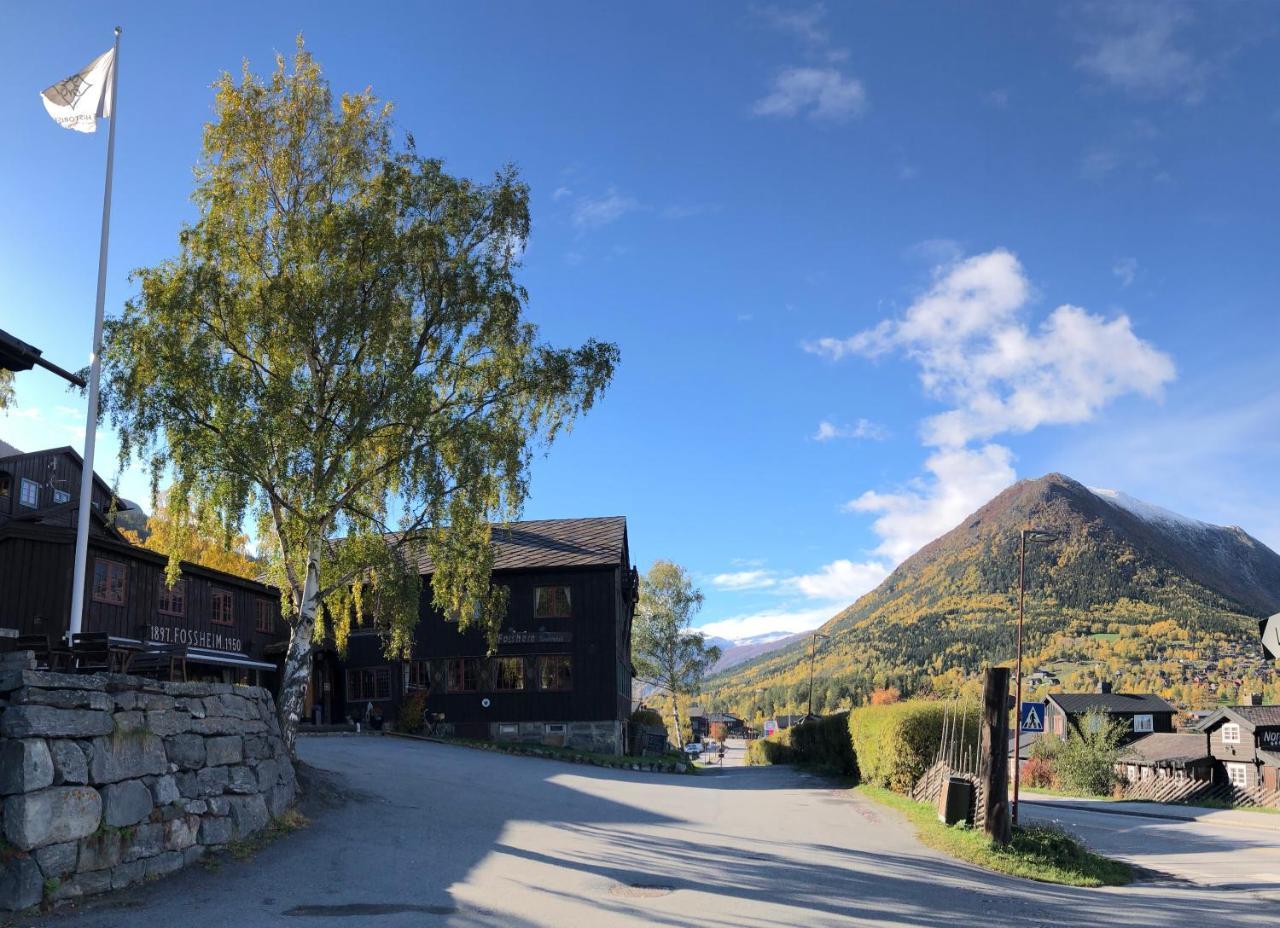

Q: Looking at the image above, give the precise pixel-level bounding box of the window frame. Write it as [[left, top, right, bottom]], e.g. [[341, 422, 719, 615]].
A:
[[1132, 713, 1154, 733], [493, 656, 526, 691], [534, 585, 572, 619], [0, 471, 10, 499], [18, 478, 39, 509], [254, 599, 273, 633], [1222, 723, 1241, 744], [346, 667, 393, 702], [52, 488, 71, 504], [158, 579, 187, 617], [408, 660, 430, 689], [1226, 762, 1248, 787], [211, 588, 235, 626], [536, 654, 573, 692], [447, 657, 480, 693], [91, 558, 127, 606]]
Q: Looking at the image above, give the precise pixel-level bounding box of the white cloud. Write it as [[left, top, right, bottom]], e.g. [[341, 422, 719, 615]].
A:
[[1113, 257, 1138, 287], [710, 570, 778, 591], [984, 89, 1010, 108], [788, 558, 888, 601], [571, 189, 639, 229], [1077, 2, 1208, 104], [552, 186, 573, 201], [846, 444, 1018, 563], [753, 68, 867, 122], [813, 418, 888, 442], [698, 605, 836, 642], [757, 3, 831, 47]]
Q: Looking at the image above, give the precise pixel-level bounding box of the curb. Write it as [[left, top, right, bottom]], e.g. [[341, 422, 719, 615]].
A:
[[384, 731, 693, 775], [1021, 799, 1280, 832]]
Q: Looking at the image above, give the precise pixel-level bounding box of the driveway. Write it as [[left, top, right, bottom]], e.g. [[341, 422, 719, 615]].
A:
[[1021, 795, 1280, 894], [29, 736, 1280, 927]]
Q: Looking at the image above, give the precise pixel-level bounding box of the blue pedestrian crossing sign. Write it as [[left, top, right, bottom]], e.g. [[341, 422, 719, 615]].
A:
[[1020, 702, 1045, 733]]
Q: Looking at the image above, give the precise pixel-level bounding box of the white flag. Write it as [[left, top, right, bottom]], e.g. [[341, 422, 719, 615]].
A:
[[41, 48, 115, 133]]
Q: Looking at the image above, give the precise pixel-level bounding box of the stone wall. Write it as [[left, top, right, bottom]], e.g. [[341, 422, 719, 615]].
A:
[[0, 651, 296, 911], [490, 719, 621, 755]]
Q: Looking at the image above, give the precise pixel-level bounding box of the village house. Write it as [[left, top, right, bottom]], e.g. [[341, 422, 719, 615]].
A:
[[1196, 698, 1280, 791], [1043, 683, 1176, 744], [0, 445, 285, 683], [319, 517, 638, 755], [1116, 732, 1214, 784]]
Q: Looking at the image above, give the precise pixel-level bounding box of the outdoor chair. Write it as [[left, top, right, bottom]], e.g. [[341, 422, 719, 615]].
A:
[[124, 644, 188, 682], [15, 633, 71, 671], [70, 632, 111, 673]]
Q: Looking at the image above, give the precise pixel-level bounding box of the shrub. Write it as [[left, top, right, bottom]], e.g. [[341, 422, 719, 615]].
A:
[[630, 707, 665, 729], [1022, 755, 1057, 789], [869, 687, 901, 706], [1053, 709, 1125, 796], [709, 721, 728, 742], [848, 700, 978, 793], [398, 691, 428, 734], [745, 730, 795, 766], [790, 712, 857, 777]]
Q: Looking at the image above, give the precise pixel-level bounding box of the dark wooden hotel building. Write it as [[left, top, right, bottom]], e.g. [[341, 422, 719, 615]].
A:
[[0, 445, 285, 682], [321, 517, 638, 754]]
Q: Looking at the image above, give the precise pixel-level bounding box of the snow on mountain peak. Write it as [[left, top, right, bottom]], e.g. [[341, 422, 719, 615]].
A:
[[1088, 487, 1215, 533]]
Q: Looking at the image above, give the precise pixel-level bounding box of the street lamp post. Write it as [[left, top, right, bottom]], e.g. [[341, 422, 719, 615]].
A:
[[1013, 527, 1058, 826], [807, 633, 831, 718]]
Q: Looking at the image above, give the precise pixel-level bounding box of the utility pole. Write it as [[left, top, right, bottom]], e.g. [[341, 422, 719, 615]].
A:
[[807, 633, 830, 718], [1012, 527, 1057, 825]]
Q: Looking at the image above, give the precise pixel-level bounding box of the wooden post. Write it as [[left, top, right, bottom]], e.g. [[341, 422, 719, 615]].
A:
[[980, 666, 1012, 845]]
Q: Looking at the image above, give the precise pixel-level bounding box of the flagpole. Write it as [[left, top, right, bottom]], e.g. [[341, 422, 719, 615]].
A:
[[68, 27, 121, 640]]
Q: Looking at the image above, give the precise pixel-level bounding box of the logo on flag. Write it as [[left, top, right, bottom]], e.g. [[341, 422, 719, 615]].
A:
[[41, 47, 115, 133], [1020, 701, 1045, 733]]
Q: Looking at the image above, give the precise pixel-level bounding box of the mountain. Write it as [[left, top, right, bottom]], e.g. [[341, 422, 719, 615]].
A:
[[705, 473, 1280, 717], [706, 630, 813, 673]]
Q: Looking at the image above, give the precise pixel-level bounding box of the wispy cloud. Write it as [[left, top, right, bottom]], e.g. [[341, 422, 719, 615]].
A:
[[753, 67, 867, 122], [756, 3, 831, 47], [1076, 2, 1208, 104], [983, 88, 1010, 108], [571, 188, 640, 229], [813, 419, 888, 442], [1113, 257, 1138, 287], [710, 569, 779, 591]]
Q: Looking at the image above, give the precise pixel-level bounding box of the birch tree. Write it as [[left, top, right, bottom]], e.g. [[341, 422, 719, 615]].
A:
[[632, 561, 720, 748], [101, 42, 617, 755]]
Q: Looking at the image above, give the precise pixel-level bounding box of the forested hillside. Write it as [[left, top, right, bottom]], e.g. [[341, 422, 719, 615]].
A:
[[703, 474, 1280, 720]]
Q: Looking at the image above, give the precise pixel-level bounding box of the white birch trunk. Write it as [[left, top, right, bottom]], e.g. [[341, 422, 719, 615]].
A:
[[278, 540, 322, 759]]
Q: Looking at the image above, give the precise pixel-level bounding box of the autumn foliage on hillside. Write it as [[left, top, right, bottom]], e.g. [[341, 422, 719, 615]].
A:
[[122, 496, 259, 581]]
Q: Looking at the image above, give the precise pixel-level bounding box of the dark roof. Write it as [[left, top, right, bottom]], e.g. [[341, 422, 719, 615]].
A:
[[1046, 692, 1176, 715], [1118, 733, 1210, 766], [414, 517, 627, 574], [1198, 705, 1280, 731], [0, 438, 20, 458], [0, 445, 122, 505]]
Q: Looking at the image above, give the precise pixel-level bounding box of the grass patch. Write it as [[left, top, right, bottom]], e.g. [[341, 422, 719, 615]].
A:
[[217, 809, 310, 864], [856, 785, 1132, 887]]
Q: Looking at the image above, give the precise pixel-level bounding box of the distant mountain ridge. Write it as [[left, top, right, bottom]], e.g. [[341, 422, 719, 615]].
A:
[[706, 474, 1280, 713], [706, 629, 812, 673]]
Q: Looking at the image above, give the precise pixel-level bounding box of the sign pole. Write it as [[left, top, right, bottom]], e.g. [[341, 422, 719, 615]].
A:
[[1012, 529, 1026, 825], [68, 27, 121, 640]]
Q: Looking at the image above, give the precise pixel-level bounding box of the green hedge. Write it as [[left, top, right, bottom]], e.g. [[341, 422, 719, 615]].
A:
[[790, 712, 858, 777], [745, 729, 795, 766], [848, 700, 977, 793]]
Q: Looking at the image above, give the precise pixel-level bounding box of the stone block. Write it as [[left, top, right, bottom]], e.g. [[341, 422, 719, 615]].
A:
[[122, 823, 164, 863], [205, 735, 243, 767], [196, 766, 230, 797], [34, 840, 78, 879], [51, 868, 111, 902], [77, 830, 123, 871], [0, 651, 36, 671], [144, 851, 183, 879], [110, 859, 146, 890], [165, 732, 206, 769], [50, 740, 89, 785], [0, 738, 54, 795], [0, 856, 43, 911], [3, 786, 102, 850], [150, 774, 181, 806], [88, 733, 167, 783], [0, 705, 113, 739], [201, 696, 225, 717], [227, 766, 257, 794], [175, 697, 206, 719], [243, 735, 271, 760], [267, 782, 295, 818], [198, 815, 233, 845], [145, 710, 190, 737], [111, 711, 146, 734], [174, 771, 199, 798], [227, 794, 269, 839], [101, 780, 154, 828], [206, 796, 231, 815], [183, 799, 208, 815], [255, 759, 279, 792], [182, 845, 205, 867], [12, 687, 113, 711], [163, 815, 199, 851], [218, 694, 255, 720], [190, 716, 253, 736]]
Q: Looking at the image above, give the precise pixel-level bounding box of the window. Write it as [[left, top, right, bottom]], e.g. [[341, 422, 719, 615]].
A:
[[1226, 762, 1248, 787], [498, 723, 519, 736], [408, 660, 430, 689], [158, 580, 187, 616], [1052, 715, 1064, 736], [19, 478, 39, 508], [52, 489, 71, 504], [255, 600, 273, 633], [346, 667, 392, 701], [545, 723, 566, 735], [211, 589, 234, 625], [0, 472, 10, 498], [534, 586, 571, 619], [1222, 723, 1241, 744], [494, 657, 525, 691], [91, 559, 127, 605], [447, 658, 480, 693], [537, 655, 572, 691], [1133, 714, 1154, 733], [1086, 713, 1105, 733]]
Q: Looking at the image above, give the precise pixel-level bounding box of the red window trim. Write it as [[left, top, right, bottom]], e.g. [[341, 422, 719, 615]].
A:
[[211, 588, 234, 626], [158, 579, 187, 616], [92, 559, 127, 606]]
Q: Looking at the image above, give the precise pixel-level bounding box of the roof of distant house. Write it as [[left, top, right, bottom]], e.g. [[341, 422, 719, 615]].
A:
[[412, 516, 628, 573], [1046, 693, 1176, 715], [0, 438, 21, 458], [1118, 732, 1210, 766], [1197, 705, 1280, 731]]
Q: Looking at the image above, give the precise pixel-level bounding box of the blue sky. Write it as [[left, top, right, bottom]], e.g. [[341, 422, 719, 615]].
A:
[[2, 3, 1278, 642]]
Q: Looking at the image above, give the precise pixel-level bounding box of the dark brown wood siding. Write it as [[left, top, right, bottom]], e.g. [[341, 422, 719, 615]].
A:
[[0, 449, 112, 526]]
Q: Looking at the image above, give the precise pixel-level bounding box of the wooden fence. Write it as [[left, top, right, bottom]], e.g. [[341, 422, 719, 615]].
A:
[[1118, 777, 1280, 809]]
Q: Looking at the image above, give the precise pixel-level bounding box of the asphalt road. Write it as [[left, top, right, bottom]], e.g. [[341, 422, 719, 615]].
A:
[[1021, 796, 1280, 893], [27, 736, 1280, 928]]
